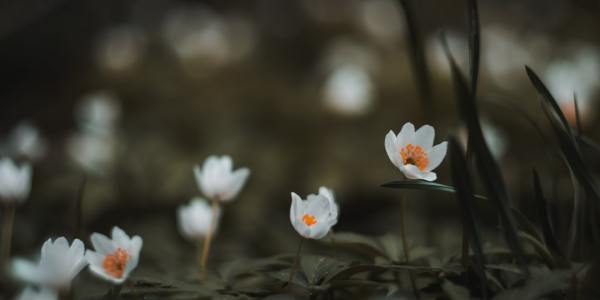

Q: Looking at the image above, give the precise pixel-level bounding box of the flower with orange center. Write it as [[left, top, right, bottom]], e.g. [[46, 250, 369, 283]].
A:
[[290, 187, 339, 239], [385, 122, 447, 181], [85, 226, 143, 284]]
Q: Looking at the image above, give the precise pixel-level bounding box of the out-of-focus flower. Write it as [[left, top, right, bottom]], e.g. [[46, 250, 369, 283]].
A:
[[322, 64, 374, 116], [12, 238, 86, 290], [545, 46, 600, 126], [290, 188, 338, 239], [85, 226, 142, 284], [96, 26, 145, 73], [457, 120, 508, 159], [193, 155, 250, 202], [0, 158, 32, 203], [67, 134, 116, 176], [15, 287, 58, 300], [355, 0, 404, 46], [3, 122, 46, 161], [385, 123, 447, 181], [75, 91, 121, 136], [177, 197, 220, 241]]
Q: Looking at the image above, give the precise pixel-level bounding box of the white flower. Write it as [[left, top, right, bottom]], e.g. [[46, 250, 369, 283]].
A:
[[385, 122, 447, 181], [323, 64, 374, 116], [4, 122, 46, 161], [67, 133, 115, 176], [290, 187, 339, 240], [15, 287, 57, 300], [193, 155, 250, 202], [0, 158, 32, 203], [177, 197, 220, 241], [75, 91, 121, 136], [12, 238, 86, 290], [85, 226, 143, 284]]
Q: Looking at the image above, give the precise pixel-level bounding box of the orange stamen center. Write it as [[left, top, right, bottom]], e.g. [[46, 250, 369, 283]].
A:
[[302, 214, 317, 226], [400, 144, 429, 171], [102, 248, 129, 278]]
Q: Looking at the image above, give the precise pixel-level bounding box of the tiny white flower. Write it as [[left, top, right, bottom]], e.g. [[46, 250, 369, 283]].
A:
[[385, 122, 447, 181], [11, 237, 87, 290], [290, 187, 339, 240], [323, 64, 374, 116], [5, 122, 47, 161], [85, 226, 143, 284], [0, 158, 32, 203], [67, 133, 115, 176], [75, 91, 121, 136], [15, 287, 58, 300], [193, 155, 250, 202], [177, 197, 220, 241]]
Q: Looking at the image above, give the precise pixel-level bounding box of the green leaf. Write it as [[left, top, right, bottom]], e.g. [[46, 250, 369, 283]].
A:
[[442, 280, 471, 300], [532, 169, 563, 261], [300, 255, 343, 285], [330, 231, 388, 258], [381, 180, 487, 200]]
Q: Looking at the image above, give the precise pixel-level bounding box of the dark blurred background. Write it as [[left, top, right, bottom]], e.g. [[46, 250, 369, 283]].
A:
[[2, 0, 600, 294]]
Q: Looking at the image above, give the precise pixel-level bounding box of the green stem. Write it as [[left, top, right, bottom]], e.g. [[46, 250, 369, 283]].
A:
[[1, 204, 15, 275], [400, 194, 420, 299], [199, 200, 220, 278], [286, 237, 304, 287]]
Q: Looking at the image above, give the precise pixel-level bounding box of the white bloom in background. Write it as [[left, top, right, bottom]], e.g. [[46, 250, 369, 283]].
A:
[[15, 287, 58, 300], [322, 64, 374, 116], [194, 155, 250, 202], [4, 122, 47, 161], [545, 46, 600, 126], [75, 91, 121, 136], [177, 197, 220, 241], [12, 238, 86, 290], [85, 226, 143, 284], [290, 188, 338, 239], [0, 158, 32, 203], [385, 123, 447, 181], [67, 133, 115, 176]]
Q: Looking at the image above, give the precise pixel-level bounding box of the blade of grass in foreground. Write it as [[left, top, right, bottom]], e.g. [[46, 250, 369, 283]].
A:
[[467, 0, 480, 97], [441, 33, 529, 275], [381, 180, 487, 200], [532, 169, 564, 262], [449, 137, 488, 299]]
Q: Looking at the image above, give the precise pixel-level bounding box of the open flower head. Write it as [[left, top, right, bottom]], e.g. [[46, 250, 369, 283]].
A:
[[290, 187, 339, 239], [385, 122, 447, 181], [194, 155, 250, 202], [0, 158, 32, 203], [15, 287, 58, 300], [12, 237, 87, 290], [177, 197, 220, 241], [85, 226, 143, 284]]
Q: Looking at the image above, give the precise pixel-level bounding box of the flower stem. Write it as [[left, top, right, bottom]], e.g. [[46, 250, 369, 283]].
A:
[[109, 284, 122, 299], [400, 193, 420, 299], [74, 173, 87, 239], [286, 237, 304, 287], [199, 200, 220, 278], [1, 203, 15, 274]]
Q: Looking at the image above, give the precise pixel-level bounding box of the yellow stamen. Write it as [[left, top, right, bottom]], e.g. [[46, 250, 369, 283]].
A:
[[400, 144, 429, 171], [302, 214, 317, 226], [102, 248, 129, 278]]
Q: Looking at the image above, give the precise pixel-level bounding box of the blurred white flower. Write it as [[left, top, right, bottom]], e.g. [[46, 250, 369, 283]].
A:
[[96, 26, 145, 73], [545, 46, 600, 126], [85, 226, 143, 284], [75, 91, 121, 136], [356, 0, 404, 46], [15, 287, 57, 300], [4, 122, 46, 161], [193, 155, 250, 202], [0, 158, 32, 203], [290, 187, 338, 239], [12, 238, 86, 290], [385, 123, 447, 181], [67, 133, 115, 176], [323, 64, 374, 116], [177, 197, 220, 241]]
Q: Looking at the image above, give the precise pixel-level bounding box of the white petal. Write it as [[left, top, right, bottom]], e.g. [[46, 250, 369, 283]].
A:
[[85, 250, 105, 267], [128, 236, 143, 259], [385, 130, 402, 168], [219, 155, 233, 172], [308, 221, 332, 240], [397, 122, 415, 146], [305, 195, 330, 221], [413, 124, 435, 150], [111, 226, 130, 248], [400, 164, 425, 180], [425, 142, 448, 172], [290, 193, 303, 226], [11, 259, 40, 284], [221, 167, 250, 201], [420, 171, 437, 181], [88, 263, 126, 284], [90, 233, 116, 254]]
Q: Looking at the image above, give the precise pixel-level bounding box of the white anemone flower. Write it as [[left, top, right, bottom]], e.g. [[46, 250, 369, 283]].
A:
[[290, 187, 339, 240], [75, 91, 121, 136], [177, 197, 220, 241], [193, 155, 250, 202], [0, 158, 32, 203], [11, 238, 87, 290], [5, 122, 47, 161], [385, 122, 447, 181], [85, 226, 143, 284], [67, 133, 115, 176], [323, 64, 374, 116], [15, 287, 58, 300]]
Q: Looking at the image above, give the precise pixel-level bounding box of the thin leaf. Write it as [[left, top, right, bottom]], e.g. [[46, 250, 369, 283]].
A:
[[532, 169, 564, 260], [467, 0, 480, 96], [448, 137, 488, 299], [441, 33, 529, 275], [381, 180, 487, 200]]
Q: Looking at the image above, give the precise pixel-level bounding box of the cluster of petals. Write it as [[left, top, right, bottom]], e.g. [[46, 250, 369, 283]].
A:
[[193, 155, 250, 202], [290, 187, 339, 239]]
